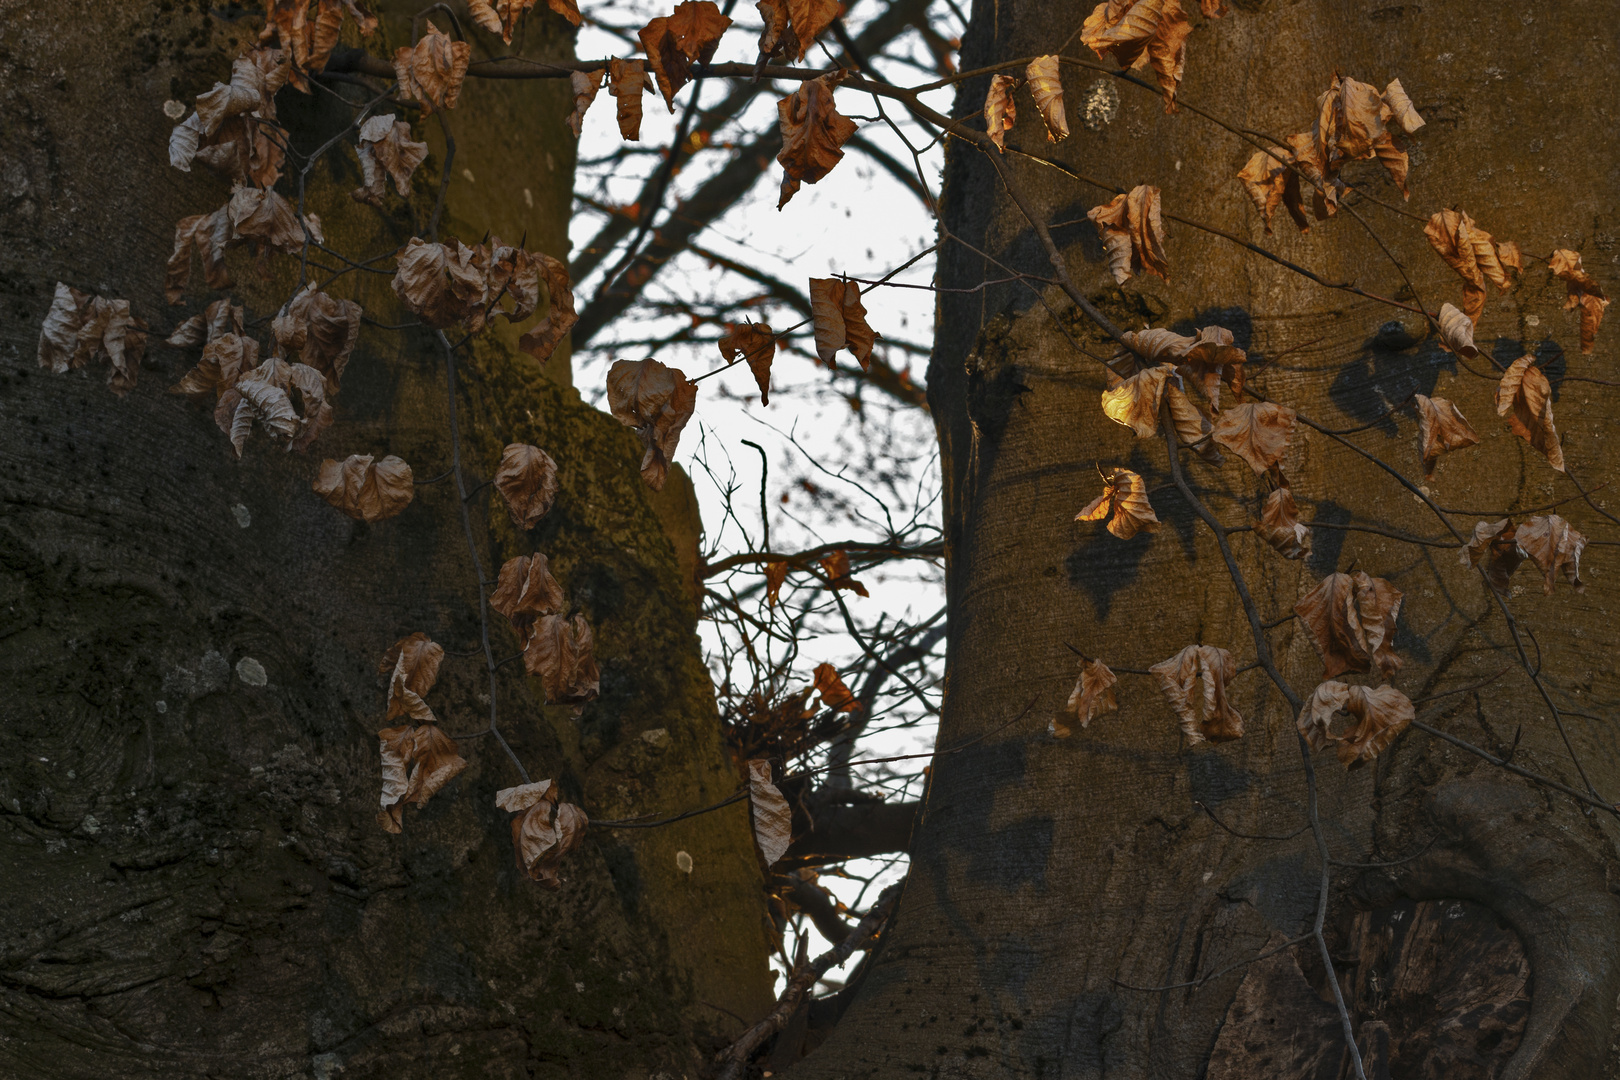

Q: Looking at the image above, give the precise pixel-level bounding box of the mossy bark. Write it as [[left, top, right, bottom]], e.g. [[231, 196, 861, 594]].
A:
[[0, 3, 772, 1077]]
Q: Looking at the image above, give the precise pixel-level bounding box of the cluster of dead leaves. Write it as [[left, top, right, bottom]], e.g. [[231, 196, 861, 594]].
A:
[[165, 184, 326, 305], [390, 236, 576, 362], [170, 47, 291, 189], [1297, 681, 1413, 767], [1237, 76, 1424, 234], [981, 55, 1069, 151], [314, 454, 415, 521], [352, 114, 429, 205], [1424, 209, 1521, 328], [1088, 186, 1169, 285], [468, 0, 582, 44], [606, 358, 698, 490], [1080, 0, 1207, 111], [490, 553, 601, 704], [496, 779, 589, 887], [375, 631, 467, 832], [1295, 571, 1402, 680], [259, 0, 378, 89], [757, 0, 845, 64], [36, 283, 149, 396], [1460, 514, 1585, 595], [394, 21, 471, 115]]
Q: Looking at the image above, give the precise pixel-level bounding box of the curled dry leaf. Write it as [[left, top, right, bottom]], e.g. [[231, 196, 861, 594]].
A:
[[639, 2, 732, 111], [1382, 78, 1425, 134], [983, 74, 1018, 152], [1294, 571, 1403, 680], [1459, 519, 1525, 594], [1211, 402, 1296, 474], [166, 297, 244, 349], [777, 74, 859, 209], [1436, 303, 1480, 359], [1425, 209, 1514, 326], [1087, 186, 1169, 285], [1236, 146, 1309, 235], [494, 443, 560, 530], [36, 283, 149, 396], [756, 0, 797, 59], [566, 69, 606, 137], [171, 332, 259, 402], [1100, 363, 1174, 438], [468, 0, 583, 42], [496, 780, 589, 887], [165, 207, 235, 303], [1257, 486, 1310, 559], [609, 59, 647, 141], [352, 114, 428, 204], [1080, 0, 1191, 110], [1056, 658, 1117, 737], [1516, 514, 1585, 594], [376, 721, 467, 833], [1026, 55, 1068, 142], [817, 549, 869, 597], [1311, 75, 1419, 197], [170, 49, 289, 186], [1548, 249, 1609, 354], [271, 284, 360, 390], [1412, 394, 1479, 478], [747, 759, 793, 866], [214, 356, 332, 454], [606, 358, 698, 490], [1496, 355, 1563, 472], [391, 236, 553, 337], [1150, 644, 1243, 745], [719, 321, 777, 403], [757, 0, 841, 61], [517, 252, 578, 363], [764, 560, 790, 607], [808, 278, 879, 370], [490, 553, 566, 625], [1115, 325, 1246, 410], [1297, 682, 1414, 766], [261, 0, 377, 86], [380, 631, 444, 723], [1076, 467, 1159, 540], [313, 453, 414, 521], [813, 662, 861, 713], [526, 613, 601, 704], [228, 183, 324, 254], [393, 21, 471, 116]]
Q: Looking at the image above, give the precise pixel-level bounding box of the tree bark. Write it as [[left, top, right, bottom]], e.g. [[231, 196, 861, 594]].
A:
[[0, 3, 771, 1077], [799, 2, 1620, 1077]]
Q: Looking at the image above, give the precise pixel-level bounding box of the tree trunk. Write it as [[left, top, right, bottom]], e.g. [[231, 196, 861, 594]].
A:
[[801, 2, 1620, 1077], [0, 3, 771, 1077]]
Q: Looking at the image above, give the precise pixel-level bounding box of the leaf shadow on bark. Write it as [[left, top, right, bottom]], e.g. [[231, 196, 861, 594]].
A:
[[1329, 319, 1451, 434]]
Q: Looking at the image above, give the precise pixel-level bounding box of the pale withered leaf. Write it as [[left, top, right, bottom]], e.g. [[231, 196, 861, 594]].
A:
[[1516, 514, 1586, 594], [777, 74, 858, 209], [747, 758, 793, 866], [1211, 402, 1295, 474], [1080, 0, 1191, 110], [228, 183, 324, 254], [36, 283, 149, 396], [1436, 302, 1480, 359], [165, 207, 235, 303], [516, 252, 577, 363], [525, 613, 600, 704], [377, 725, 413, 833], [984, 73, 1018, 153], [1296, 680, 1350, 752], [1496, 355, 1563, 472], [1086, 185, 1169, 285], [490, 553, 566, 625], [813, 662, 861, 713], [271, 284, 360, 390], [166, 297, 245, 349], [170, 332, 259, 402], [566, 69, 606, 137], [494, 443, 560, 530], [380, 631, 445, 723], [1425, 209, 1513, 326], [312, 453, 414, 521], [639, 2, 732, 111], [817, 549, 870, 597], [606, 358, 698, 490], [1076, 467, 1159, 540], [390, 237, 485, 329], [1100, 363, 1174, 438], [808, 278, 879, 370], [1294, 571, 1403, 680], [376, 721, 466, 832], [1057, 658, 1117, 737], [609, 59, 647, 141], [1257, 486, 1310, 559], [719, 321, 777, 403], [1382, 78, 1425, 134], [1548, 249, 1609, 354], [1412, 394, 1479, 478], [497, 779, 588, 887], [352, 114, 428, 204], [393, 21, 470, 115], [1458, 518, 1524, 594], [1026, 55, 1068, 142], [1150, 644, 1243, 744], [215, 357, 331, 454]]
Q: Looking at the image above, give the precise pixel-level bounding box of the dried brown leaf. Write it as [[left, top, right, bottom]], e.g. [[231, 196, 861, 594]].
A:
[[1425, 209, 1513, 326], [380, 631, 444, 723], [1235, 146, 1306, 235], [1548, 249, 1609, 354], [606, 358, 698, 490], [813, 661, 861, 713], [524, 613, 600, 704], [1211, 402, 1296, 474], [1412, 393, 1479, 478], [1076, 467, 1159, 540], [166, 298, 244, 349], [467, 0, 574, 42], [783, 0, 843, 60], [1496, 355, 1563, 472], [1382, 78, 1424, 134], [494, 443, 560, 530], [376, 720, 465, 832], [393, 21, 470, 116], [747, 759, 793, 865], [1516, 514, 1586, 594], [490, 553, 566, 625], [1080, 0, 1191, 110], [1436, 302, 1480, 359], [640, 2, 732, 111], [777, 74, 858, 208], [1458, 519, 1524, 594], [1026, 55, 1068, 142], [271, 284, 360, 390], [719, 321, 777, 403], [817, 549, 870, 597], [609, 59, 647, 140], [1086, 185, 1169, 285], [984, 74, 1018, 152], [36, 284, 149, 396], [497, 780, 587, 887], [1294, 571, 1403, 680], [1056, 658, 1117, 737], [1100, 363, 1174, 438], [376, 724, 413, 832], [313, 453, 414, 521], [165, 207, 235, 304], [352, 114, 428, 204], [566, 69, 606, 137], [765, 560, 790, 607], [1257, 486, 1310, 559], [228, 183, 324, 254], [1150, 644, 1243, 744], [1297, 681, 1413, 766], [808, 278, 879, 370], [170, 332, 259, 402], [517, 252, 577, 363]]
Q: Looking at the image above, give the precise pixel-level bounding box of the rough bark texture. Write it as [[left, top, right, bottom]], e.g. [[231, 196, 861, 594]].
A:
[[0, 3, 772, 1077], [799, 1, 1620, 1077]]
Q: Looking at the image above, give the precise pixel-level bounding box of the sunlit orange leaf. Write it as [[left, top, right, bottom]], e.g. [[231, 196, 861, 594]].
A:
[[777, 74, 858, 209], [1548, 249, 1609, 354], [984, 73, 1018, 152], [1080, 0, 1191, 110], [228, 183, 325, 254], [393, 21, 471, 116], [497, 780, 588, 887], [1297, 681, 1413, 766], [747, 759, 793, 865], [1435, 302, 1479, 359], [271, 284, 360, 391], [313, 453, 414, 521], [606, 358, 698, 490], [1496, 355, 1563, 472], [1076, 467, 1159, 540], [1056, 657, 1117, 737], [1516, 514, 1586, 594], [517, 252, 578, 363], [1150, 644, 1243, 744], [214, 356, 332, 454], [719, 321, 777, 403], [1025, 55, 1068, 142], [1100, 363, 1173, 438], [1211, 402, 1295, 474], [765, 560, 790, 607], [566, 69, 606, 136], [165, 207, 235, 303], [36, 283, 149, 397], [379, 632, 444, 723], [608, 58, 648, 140], [376, 721, 466, 832], [1087, 185, 1169, 285], [1294, 571, 1403, 680], [640, 2, 732, 111], [1382, 78, 1424, 134], [1412, 393, 1479, 478], [1425, 209, 1513, 326], [1459, 518, 1524, 594], [818, 549, 870, 597], [352, 114, 427, 204], [171, 332, 258, 402], [491, 553, 566, 624], [809, 278, 880, 370], [525, 613, 600, 704], [494, 443, 560, 530], [1257, 486, 1310, 559], [813, 662, 861, 713], [1199, 0, 1227, 14], [1311, 74, 1422, 198], [1236, 146, 1307, 235]]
